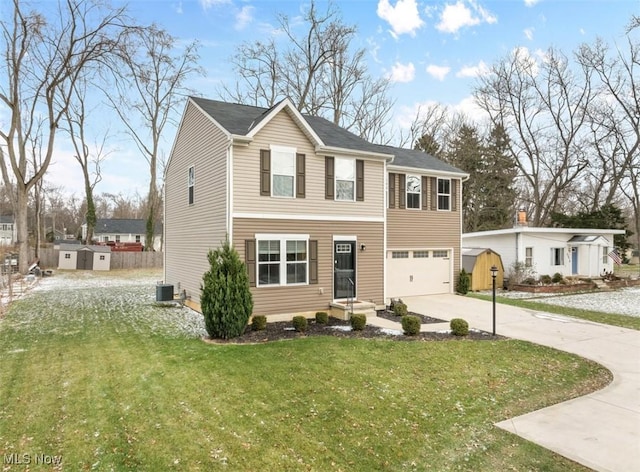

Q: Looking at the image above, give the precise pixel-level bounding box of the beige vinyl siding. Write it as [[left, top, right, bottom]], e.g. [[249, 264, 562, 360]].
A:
[[233, 109, 385, 219], [233, 218, 384, 317], [387, 175, 462, 279], [164, 102, 229, 301]]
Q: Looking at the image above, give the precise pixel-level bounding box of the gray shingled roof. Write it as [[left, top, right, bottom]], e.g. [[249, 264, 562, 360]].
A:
[[190, 96, 466, 175], [95, 219, 162, 235], [0, 215, 14, 224], [60, 243, 111, 253]]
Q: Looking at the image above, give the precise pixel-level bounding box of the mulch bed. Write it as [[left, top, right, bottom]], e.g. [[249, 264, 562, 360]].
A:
[[375, 309, 446, 324], [205, 316, 502, 344]]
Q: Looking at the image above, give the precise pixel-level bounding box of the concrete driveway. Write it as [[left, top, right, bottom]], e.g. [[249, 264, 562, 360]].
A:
[[402, 294, 640, 472]]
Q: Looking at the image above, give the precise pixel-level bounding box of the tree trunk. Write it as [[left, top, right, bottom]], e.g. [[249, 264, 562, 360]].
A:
[[16, 184, 29, 274]]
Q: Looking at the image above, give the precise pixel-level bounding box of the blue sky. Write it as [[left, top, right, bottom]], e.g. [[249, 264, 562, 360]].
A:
[[45, 0, 639, 198]]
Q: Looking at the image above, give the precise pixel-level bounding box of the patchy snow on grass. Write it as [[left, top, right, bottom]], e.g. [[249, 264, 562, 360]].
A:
[[533, 287, 640, 317], [329, 325, 352, 332], [2, 270, 207, 339], [379, 328, 402, 336]]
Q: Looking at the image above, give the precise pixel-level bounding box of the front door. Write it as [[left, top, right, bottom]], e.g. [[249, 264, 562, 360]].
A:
[[334, 241, 356, 299], [571, 247, 578, 274]]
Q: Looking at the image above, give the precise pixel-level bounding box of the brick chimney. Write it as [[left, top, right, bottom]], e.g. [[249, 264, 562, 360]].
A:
[[516, 208, 528, 226]]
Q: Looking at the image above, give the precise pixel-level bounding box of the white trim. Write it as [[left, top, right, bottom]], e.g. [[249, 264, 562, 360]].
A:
[[388, 164, 468, 179], [464, 227, 626, 238], [233, 212, 384, 223], [317, 145, 393, 161], [383, 161, 388, 302], [256, 233, 310, 240], [227, 142, 233, 239], [189, 98, 232, 140], [332, 235, 357, 241], [255, 235, 310, 287]]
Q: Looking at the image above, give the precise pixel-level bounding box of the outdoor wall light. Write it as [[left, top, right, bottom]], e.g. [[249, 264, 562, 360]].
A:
[[360, 243, 366, 252]]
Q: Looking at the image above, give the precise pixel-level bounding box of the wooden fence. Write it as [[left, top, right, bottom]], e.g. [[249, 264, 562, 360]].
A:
[[36, 248, 163, 270]]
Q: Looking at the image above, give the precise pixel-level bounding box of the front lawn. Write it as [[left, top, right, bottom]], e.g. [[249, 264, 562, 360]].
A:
[[0, 271, 609, 471]]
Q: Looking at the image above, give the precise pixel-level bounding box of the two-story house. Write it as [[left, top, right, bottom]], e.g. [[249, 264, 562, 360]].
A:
[[164, 97, 467, 320]]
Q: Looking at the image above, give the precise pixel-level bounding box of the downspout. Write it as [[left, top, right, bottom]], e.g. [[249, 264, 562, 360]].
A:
[[226, 139, 233, 243], [459, 174, 470, 293]]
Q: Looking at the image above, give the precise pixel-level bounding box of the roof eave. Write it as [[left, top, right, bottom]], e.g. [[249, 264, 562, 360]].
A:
[[316, 145, 394, 161], [388, 164, 469, 178]]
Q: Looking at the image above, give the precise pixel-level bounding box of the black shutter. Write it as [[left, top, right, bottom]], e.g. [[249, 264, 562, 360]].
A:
[[399, 174, 406, 209], [421, 176, 428, 210], [451, 179, 457, 211], [309, 240, 318, 284], [356, 159, 364, 201], [260, 150, 270, 196], [296, 153, 306, 198], [430, 177, 437, 211], [245, 239, 256, 287], [325, 156, 335, 200], [388, 173, 396, 209]]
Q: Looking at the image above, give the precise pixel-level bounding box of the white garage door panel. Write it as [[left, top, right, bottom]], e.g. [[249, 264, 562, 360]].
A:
[[387, 250, 451, 298]]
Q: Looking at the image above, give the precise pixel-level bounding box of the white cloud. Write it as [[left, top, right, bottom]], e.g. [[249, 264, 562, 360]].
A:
[[426, 64, 451, 81], [389, 62, 416, 83], [451, 95, 489, 122], [199, 0, 231, 11], [436, 0, 497, 34], [235, 6, 254, 30], [174, 2, 183, 14], [524, 0, 540, 6], [377, 0, 424, 38], [524, 27, 534, 40], [456, 60, 489, 78]]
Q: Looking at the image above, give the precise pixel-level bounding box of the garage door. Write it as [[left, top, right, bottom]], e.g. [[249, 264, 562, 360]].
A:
[[387, 249, 451, 298]]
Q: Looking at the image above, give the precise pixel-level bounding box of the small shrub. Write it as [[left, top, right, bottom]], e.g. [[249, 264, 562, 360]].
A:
[[393, 302, 408, 317], [457, 268, 471, 294], [559, 278, 567, 285], [292, 316, 308, 333], [401, 315, 420, 336], [552, 272, 564, 283], [523, 277, 537, 285], [351, 313, 367, 331], [540, 274, 552, 285], [315, 311, 329, 324], [450, 318, 469, 336], [252, 315, 267, 331]]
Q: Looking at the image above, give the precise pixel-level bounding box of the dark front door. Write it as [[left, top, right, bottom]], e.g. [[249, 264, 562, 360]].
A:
[[334, 241, 356, 299]]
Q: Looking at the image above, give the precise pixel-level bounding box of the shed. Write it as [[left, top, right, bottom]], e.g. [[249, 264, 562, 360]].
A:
[[462, 248, 504, 291], [58, 244, 111, 271]]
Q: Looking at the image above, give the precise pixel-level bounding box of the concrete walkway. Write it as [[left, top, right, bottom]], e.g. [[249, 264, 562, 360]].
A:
[[370, 295, 640, 472]]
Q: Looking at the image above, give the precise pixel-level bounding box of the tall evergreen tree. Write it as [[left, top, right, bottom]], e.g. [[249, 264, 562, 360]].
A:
[[481, 124, 519, 229], [414, 132, 442, 158], [201, 240, 254, 339], [445, 124, 485, 233]]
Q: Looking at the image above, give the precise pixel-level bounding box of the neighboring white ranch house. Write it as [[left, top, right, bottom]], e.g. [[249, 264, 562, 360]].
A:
[[462, 227, 626, 278]]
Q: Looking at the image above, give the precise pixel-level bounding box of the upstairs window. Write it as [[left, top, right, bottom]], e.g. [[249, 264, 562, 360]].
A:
[[335, 157, 355, 201], [188, 166, 195, 205], [406, 175, 421, 209], [271, 146, 296, 198], [437, 178, 450, 210]]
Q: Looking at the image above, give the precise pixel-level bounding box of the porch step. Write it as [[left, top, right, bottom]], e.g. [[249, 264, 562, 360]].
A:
[[593, 279, 611, 290], [330, 301, 377, 320]]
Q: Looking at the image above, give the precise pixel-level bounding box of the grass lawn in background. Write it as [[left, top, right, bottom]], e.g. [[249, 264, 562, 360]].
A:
[[0, 270, 610, 471], [469, 293, 640, 330]]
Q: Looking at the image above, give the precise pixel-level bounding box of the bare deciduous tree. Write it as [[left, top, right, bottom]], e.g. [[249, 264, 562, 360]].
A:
[[220, 0, 394, 143], [474, 47, 593, 225], [0, 0, 127, 272], [62, 76, 111, 245], [106, 24, 201, 252]]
